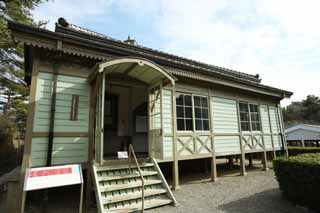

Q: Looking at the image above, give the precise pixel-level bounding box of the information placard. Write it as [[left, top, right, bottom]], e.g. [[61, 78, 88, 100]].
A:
[[118, 151, 129, 159], [24, 164, 83, 191]]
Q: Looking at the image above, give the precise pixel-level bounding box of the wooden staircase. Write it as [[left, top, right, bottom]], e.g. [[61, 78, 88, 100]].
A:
[[92, 158, 177, 212]]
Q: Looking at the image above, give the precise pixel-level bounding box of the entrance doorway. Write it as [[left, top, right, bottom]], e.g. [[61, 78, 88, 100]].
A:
[[103, 79, 149, 159]]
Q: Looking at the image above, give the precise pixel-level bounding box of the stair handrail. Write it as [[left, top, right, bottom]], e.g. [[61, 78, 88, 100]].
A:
[[128, 144, 145, 212]]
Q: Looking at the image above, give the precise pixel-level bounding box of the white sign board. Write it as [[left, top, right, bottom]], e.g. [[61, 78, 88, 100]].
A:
[[118, 151, 128, 159], [24, 164, 83, 191]]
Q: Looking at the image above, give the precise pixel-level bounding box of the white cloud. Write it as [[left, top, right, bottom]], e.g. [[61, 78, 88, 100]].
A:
[[32, 0, 114, 30], [31, 0, 320, 106]]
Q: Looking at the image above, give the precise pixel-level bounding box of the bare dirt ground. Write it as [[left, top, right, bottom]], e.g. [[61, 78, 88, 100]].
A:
[[0, 160, 313, 212]]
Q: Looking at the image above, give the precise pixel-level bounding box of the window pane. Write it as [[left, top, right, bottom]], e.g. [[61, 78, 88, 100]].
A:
[[195, 119, 203, 130], [201, 97, 208, 107], [195, 107, 201, 118], [176, 94, 184, 106], [194, 96, 201, 107], [177, 119, 185, 130], [203, 119, 209, 130], [240, 112, 249, 122], [251, 113, 259, 122], [185, 119, 193, 130], [251, 122, 261, 131], [185, 107, 192, 118], [240, 103, 249, 112], [241, 122, 250, 131], [250, 104, 258, 113], [184, 95, 192, 106], [176, 106, 184, 118], [202, 108, 209, 119]]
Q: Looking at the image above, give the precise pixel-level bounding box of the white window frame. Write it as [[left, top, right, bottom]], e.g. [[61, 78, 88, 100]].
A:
[[239, 101, 261, 132], [175, 92, 210, 133]]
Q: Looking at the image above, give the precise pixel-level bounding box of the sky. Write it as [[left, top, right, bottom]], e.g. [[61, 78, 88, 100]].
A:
[[31, 0, 320, 106]]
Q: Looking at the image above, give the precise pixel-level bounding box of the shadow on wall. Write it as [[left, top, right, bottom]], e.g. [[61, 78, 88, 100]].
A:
[[218, 189, 309, 213]]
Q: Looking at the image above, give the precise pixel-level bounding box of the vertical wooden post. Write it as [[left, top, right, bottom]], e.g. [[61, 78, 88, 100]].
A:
[[171, 87, 179, 189], [19, 56, 39, 213], [236, 101, 246, 176], [277, 104, 288, 157], [99, 72, 106, 164], [267, 105, 276, 159], [258, 104, 268, 171], [85, 79, 97, 208], [208, 88, 217, 181]]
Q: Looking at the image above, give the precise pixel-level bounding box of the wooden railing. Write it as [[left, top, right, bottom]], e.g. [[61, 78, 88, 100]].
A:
[[128, 144, 145, 212]]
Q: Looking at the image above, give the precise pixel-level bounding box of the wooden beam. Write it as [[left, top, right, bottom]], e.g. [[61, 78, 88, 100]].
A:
[[18, 56, 40, 213], [236, 101, 247, 176], [123, 63, 138, 75], [171, 87, 180, 189], [267, 105, 276, 159], [208, 88, 217, 181], [258, 104, 268, 171]]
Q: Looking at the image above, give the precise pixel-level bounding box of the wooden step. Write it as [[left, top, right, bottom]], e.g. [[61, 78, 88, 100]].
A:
[[98, 171, 158, 182], [100, 179, 162, 192], [106, 198, 173, 213], [103, 189, 167, 204], [96, 163, 154, 172]]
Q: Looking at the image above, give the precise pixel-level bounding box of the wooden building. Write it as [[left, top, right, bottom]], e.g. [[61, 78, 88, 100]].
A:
[[285, 124, 320, 147], [8, 18, 292, 212]]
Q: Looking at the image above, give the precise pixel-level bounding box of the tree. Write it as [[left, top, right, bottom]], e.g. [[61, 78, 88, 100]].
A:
[[283, 95, 320, 127], [0, 0, 47, 135]]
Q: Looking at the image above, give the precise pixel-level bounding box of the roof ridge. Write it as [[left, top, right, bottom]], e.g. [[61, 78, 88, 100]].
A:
[[55, 18, 261, 83]]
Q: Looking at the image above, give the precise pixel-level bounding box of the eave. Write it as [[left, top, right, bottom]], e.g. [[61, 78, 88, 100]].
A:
[[8, 20, 293, 99]]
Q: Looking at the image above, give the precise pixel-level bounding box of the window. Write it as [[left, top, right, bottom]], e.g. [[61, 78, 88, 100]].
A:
[[239, 102, 250, 131], [249, 104, 261, 131], [239, 102, 261, 131], [176, 94, 193, 131], [194, 96, 209, 131]]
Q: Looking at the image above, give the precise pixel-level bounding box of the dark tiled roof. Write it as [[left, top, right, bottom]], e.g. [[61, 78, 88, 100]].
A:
[[55, 18, 261, 84]]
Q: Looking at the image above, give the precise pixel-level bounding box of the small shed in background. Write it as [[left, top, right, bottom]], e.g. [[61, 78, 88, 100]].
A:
[[285, 124, 320, 147]]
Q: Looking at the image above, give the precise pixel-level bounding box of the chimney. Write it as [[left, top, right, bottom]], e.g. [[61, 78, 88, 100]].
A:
[[123, 36, 137, 46]]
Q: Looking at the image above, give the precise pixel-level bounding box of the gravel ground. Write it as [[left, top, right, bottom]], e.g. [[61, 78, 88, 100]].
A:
[[0, 163, 312, 213], [150, 169, 310, 213]]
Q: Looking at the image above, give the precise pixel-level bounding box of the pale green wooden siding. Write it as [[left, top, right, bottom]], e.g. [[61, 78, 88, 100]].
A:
[[30, 137, 89, 167], [211, 97, 240, 155], [162, 89, 173, 158], [197, 135, 212, 154], [34, 72, 90, 132], [260, 105, 271, 133], [154, 91, 161, 129], [269, 107, 282, 149], [30, 72, 90, 167], [269, 107, 280, 134], [211, 97, 239, 134], [273, 135, 282, 149], [214, 136, 241, 155], [177, 136, 194, 156], [264, 135, 273, 150]]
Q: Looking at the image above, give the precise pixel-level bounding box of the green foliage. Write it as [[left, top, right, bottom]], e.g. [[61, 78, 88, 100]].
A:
[[0, 0, 47, 134], [273, 154, 320, 211], [283, 95, 320, 127], [0, 114, 18, 175], [288, 146, 320, 156]]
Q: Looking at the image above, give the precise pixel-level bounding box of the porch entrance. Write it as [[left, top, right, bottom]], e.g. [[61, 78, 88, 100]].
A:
[[103, 80, 149, 159], [91, 57, 176, 164]]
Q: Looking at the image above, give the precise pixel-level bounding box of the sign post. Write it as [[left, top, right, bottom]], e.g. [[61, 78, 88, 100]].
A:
[[22, 164, 84, 213]]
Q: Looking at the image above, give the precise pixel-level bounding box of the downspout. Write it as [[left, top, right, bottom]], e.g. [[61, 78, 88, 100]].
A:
[[46, 63, 59, 166]]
